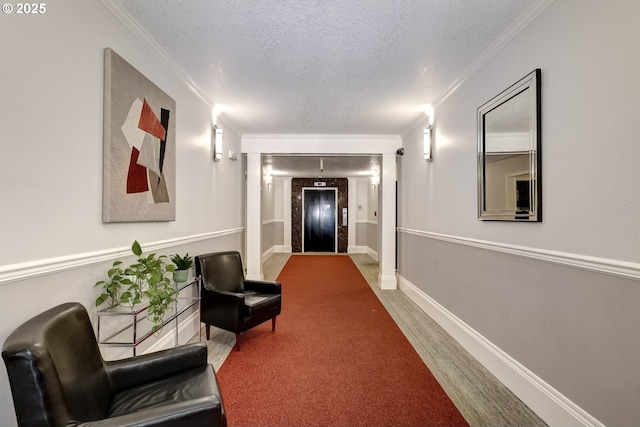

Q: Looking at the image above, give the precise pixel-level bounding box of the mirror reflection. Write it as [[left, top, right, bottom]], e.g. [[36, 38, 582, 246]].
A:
[[478, 69, 541, 221]]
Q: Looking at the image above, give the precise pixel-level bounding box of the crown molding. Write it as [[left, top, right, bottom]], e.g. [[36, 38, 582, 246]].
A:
[[431, 0, 555, 109], [401, 112, 430, 140], [100, 0, 215, 109], [102, 0, 554, 141], [216, 114, 243, 139], [242, 134, 401, 154]]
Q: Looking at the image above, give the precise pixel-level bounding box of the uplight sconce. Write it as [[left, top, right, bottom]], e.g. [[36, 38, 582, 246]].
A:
[[371, 173, 380, 186], [212, 125, 223, 162], [424, 125, 433, 161], [266, 173, 273, 187]]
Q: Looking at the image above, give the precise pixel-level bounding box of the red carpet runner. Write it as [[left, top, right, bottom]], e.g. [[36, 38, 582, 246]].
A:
[[216, 255, 469, 427]]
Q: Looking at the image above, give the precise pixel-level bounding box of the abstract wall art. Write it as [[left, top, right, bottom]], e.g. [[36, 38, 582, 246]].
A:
[[103, 48, 176, 222]]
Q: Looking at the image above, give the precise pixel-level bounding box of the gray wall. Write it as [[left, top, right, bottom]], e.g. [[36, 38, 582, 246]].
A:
[[397, 1, 640, 426], [398, 233, 639, 426]]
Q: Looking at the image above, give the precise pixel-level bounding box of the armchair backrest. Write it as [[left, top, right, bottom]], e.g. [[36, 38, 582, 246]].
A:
[[2, 302, 112, 426], [196, 251, 245, 293]]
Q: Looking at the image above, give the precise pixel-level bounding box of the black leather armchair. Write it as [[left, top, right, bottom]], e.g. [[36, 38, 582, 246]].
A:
[[195, 251, 281, 350], [2, 302, 227, 427]]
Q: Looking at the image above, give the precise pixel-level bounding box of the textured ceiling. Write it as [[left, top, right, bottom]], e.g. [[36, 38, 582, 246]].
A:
[[263, 155, 380, 178], [117, 0, 537, 137]]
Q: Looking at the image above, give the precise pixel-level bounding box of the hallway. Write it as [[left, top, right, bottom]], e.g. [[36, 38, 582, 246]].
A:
[[198, 253, 546, 427]]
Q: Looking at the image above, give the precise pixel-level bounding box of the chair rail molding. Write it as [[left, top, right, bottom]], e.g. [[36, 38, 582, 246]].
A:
[[397, 228, 640, 281], [0, 228, 245, 286], [262, 219, 284, 225], [356, 219, 378, 225]]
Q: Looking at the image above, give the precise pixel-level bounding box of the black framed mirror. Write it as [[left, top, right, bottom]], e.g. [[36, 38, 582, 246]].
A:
[[478, 69, 541, 221]]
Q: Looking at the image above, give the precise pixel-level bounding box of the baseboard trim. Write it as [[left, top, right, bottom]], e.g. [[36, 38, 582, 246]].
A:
[[0, 228, 245, 285], [397, 274, 605, 427], [144, 311, 200, 354], [263, 246, 275, 260], [263, 246, 292, 261], [378, 273, 397, 290], [347, 246, 378, 261], [398, 228, 640, 281]]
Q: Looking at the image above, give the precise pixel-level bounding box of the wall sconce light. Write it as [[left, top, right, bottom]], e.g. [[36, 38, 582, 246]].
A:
[[212, 125, 223, 162], [266, 173, 273, 187], [371, 173, 380, 186], [424, 125, 432, 161]]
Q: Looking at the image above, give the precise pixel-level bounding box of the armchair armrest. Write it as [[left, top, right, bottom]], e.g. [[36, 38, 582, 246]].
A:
[[105, 342, 208, 393], [205, 288, 245, 301], [76, 396, 224, 427], [244, 280, 281, 294]]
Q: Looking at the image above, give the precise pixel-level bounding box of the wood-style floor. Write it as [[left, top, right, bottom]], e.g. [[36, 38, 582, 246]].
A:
[[195, 253, 547, 427]]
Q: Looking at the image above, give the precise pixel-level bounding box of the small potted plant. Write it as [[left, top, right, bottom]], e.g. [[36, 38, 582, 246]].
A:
[[170, 253, 193, 283]]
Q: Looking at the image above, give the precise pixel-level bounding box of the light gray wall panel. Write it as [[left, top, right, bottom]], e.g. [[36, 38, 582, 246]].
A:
[[367, 222, 378, 253], [356, 222, 368, 246], [398, 231, 640, 427], [262, 221, 276, 253], [273, 221, 284, 246]]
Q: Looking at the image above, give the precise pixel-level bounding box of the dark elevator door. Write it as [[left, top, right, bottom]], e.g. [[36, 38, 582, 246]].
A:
[[304, 190, 336, 252]]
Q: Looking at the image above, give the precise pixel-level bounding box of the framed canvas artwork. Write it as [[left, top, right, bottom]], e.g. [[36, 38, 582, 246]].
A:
[[103, 48, 176, 222]]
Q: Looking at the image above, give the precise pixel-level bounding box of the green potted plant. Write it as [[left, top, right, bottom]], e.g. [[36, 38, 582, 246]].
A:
[[170, 253, 193, 283], [94, 260, 132, 308], [95, 240, 177, 333]]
